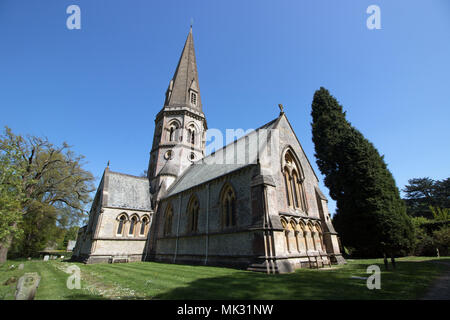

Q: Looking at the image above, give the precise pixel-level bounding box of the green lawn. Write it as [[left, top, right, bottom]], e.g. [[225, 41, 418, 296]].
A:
[[1, 256, 448, 300]]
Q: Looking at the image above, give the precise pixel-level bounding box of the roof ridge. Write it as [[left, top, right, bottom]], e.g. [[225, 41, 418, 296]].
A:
[[108, 170, 149, 180], [198, 115, 279, 162]]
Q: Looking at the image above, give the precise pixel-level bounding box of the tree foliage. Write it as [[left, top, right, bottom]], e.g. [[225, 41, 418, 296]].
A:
[[403, 177, 450, 219], [0, 128, 25, 250], [0, 127, 95, 260], [311, 87, 414, 257]]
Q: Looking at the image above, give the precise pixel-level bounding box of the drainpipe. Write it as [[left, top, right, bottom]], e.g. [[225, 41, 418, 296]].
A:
[[205, 184, 210, 265], [174, 194, 182, 263]]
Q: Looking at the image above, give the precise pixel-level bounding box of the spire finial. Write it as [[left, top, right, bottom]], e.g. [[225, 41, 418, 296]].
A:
[[278, 104, 284, 115], [107, 160, 110, 168], [190, 18, 194, 30]]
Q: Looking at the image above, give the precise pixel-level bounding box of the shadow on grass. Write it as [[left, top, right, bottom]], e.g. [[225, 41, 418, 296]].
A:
[[150, 259, 450, 300], [64, 293, 108, 300]]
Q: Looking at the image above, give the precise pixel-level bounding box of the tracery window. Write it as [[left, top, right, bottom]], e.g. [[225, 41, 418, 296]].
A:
[[164, 204, 173, 236], [187, 195, 199, 233], [221, 184, 236, 228], [282, 149, 308, 212]]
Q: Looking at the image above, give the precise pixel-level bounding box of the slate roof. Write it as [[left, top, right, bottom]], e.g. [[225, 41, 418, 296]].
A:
[[164, 27, 202, 112], [105, 170, 152, 211], [164, 117, 279, 197]]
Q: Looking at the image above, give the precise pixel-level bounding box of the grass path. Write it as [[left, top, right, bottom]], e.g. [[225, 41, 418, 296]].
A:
[[421, 260, 450, 300], [1, 256, 449, 300]]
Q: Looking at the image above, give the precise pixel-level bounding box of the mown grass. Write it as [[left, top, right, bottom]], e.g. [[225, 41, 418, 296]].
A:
[[0, 259, 98, 300], [1, 256, 448, 300]]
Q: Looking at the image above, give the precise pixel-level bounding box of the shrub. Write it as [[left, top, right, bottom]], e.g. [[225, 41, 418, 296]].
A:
[[433, 226, 450, 256]]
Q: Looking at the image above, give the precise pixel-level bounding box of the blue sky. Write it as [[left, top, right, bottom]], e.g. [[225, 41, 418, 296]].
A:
[[1, 0, 449, 214]]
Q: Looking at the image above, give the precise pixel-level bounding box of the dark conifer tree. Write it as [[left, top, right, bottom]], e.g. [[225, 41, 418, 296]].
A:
[[311, 87, 413, 259]]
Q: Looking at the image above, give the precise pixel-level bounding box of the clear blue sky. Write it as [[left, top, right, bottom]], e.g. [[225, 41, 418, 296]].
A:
[[1, 0, 449, 214]]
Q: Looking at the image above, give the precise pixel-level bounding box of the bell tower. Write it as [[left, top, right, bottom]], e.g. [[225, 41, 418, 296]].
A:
[[148, 28, 207, 203]]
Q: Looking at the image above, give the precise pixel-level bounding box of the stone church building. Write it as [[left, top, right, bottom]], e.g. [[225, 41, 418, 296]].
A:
[[72, 28, 345, 273]]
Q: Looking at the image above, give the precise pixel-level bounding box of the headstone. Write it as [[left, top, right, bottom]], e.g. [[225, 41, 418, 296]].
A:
[[27, 257, 31, 261], [66, 240, 76, 252], [15, 273, 41, 300], [43, 255, 49, 261], [18, 264, 24, 270], [61, 256, 64, 259]]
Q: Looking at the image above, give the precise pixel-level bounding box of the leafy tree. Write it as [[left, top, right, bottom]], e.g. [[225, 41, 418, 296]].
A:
[[0, 128, 26, 262], [403, 177, 450, 218], [0, 127, 95, 262], [14, 201, 59, 257], [311, 87, 414, 260], [62, 226, 79, 250], [430, 206, 449, 221], [433, 226, 450, 256]]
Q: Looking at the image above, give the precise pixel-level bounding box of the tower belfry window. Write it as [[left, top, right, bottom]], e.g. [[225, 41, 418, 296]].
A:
[[190, 92, 197, 106]]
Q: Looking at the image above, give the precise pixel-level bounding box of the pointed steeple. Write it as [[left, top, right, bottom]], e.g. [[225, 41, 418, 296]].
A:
[[164, 27, 202, 112]]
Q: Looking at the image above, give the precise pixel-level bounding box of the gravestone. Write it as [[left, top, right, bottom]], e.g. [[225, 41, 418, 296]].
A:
[[43, 255, 49, 261], [61, 256, 64, 259], [15, 273, 41, 300], [18, 264, 24, 270], [66, 240, 76, 252]]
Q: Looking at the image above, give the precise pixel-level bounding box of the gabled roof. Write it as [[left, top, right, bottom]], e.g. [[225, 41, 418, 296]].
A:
[[103, 170, 152, 211], [164, 116, 280, 197]]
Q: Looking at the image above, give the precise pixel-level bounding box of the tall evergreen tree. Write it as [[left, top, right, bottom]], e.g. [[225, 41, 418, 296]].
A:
[[311, 87, 413, 258]]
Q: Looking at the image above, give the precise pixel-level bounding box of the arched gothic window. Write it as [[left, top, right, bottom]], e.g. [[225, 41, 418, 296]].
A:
[[283, 170, 292, 207], [282, 149, 308, 212], [187, 125, 196, 145], [187, 195, 199, 233], [140, 216, 149, 236], [164, 204, 173, 236], [221, 184, 236, 228], [129, 216, 138, 236], [116, 214, 127, 236], [168, 122, 180, 142]]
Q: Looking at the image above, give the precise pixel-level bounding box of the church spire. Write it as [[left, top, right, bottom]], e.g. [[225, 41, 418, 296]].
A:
[[164, 28, 202, 112]]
